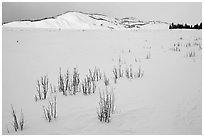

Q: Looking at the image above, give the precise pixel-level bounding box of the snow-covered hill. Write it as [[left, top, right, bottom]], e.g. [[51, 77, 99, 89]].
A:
[[2, 11, 169, 30]]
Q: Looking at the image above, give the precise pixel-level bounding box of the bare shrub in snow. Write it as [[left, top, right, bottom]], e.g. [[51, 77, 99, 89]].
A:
[[57, 67, 80, 95], [113, 67, 118, 83], [64, 69, 71, 93], [81, 75, 96, 95], [118, 64, 124, 78], [88, 69, 95, 81], [97, 88, 115, 123], [58, 68, 66, 95], [113, 65, 123, 83], [88, 67, 102, 82], [71, 68, 80, 95], [42, 96, 57, 122], [58, 68, 70, 96], [36, 80, 42, 100], [35, 75, 49, 101], [134, 66, 144, 78], [19, 109, 24, 131], [94, 67, 102, 81], [186, 50, 196, 57], [125, 65, 144, 79], [41, 75, 49, 99], [171, 43, 181, 52], [10, 105, 24, 132], [11, 105, 18, 132], [81, 78, 89, 95], [185, 42, 191, 48], [125, 65, 134, 79]]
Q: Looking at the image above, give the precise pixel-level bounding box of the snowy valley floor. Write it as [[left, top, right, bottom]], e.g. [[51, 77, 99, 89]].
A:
[[2, 28, 202, 134]]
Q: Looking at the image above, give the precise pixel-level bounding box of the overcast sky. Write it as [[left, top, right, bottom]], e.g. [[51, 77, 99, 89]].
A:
[[2, 2, 202, 24]]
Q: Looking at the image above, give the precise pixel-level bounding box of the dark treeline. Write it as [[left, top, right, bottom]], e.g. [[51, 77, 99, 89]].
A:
[[169, 22, 202, 29]]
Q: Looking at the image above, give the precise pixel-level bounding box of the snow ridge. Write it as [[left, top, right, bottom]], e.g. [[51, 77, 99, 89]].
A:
[[3, 11, 169, 30]]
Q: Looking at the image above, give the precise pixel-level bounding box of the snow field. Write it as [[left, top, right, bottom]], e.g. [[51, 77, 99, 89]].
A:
[[2, 28, 202, 134]]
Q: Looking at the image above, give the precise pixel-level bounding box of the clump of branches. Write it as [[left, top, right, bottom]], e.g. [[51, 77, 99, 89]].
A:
[[10, 105, 24, 132], [94, 67, 102, 81], [125, 65, 144, 79], [113, 67, 118, 83], [81, 75, 96, 95], [118, 65, 124, 78], [171, 42, 181, 52], [125, 65, 134, 79], [185, 42, 192, 48], [97, 89, 115, 123], [11, 105, 18, 132], [186, 50, 196, 57], [19, 109, 24, 131], [88, 67, 102, 82], [41, 75, 49, 99], [134, 66, 144, 78], [57, 67, 81, 95], [35, 75, 49, 101], [71, 68, 80, 95], [42, 96, 57, 122], [113, 65, 123, 83], [58, 68, 82, 95], [58, 68, 70, 96]]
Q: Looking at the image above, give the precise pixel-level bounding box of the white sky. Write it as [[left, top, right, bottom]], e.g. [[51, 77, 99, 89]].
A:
[[2, 2, 202, 24]]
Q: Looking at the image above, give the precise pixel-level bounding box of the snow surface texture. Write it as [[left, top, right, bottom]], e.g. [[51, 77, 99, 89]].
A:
[[3, 11, 169, 30], [2, 28, 202, 135]]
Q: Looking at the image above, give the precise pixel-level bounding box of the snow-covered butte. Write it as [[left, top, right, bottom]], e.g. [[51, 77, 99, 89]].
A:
[[2, 11, 169, 30]]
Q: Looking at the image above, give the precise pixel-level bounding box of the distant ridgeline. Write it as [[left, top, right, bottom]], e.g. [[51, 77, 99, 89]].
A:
[[169, 22, 202, 29]]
